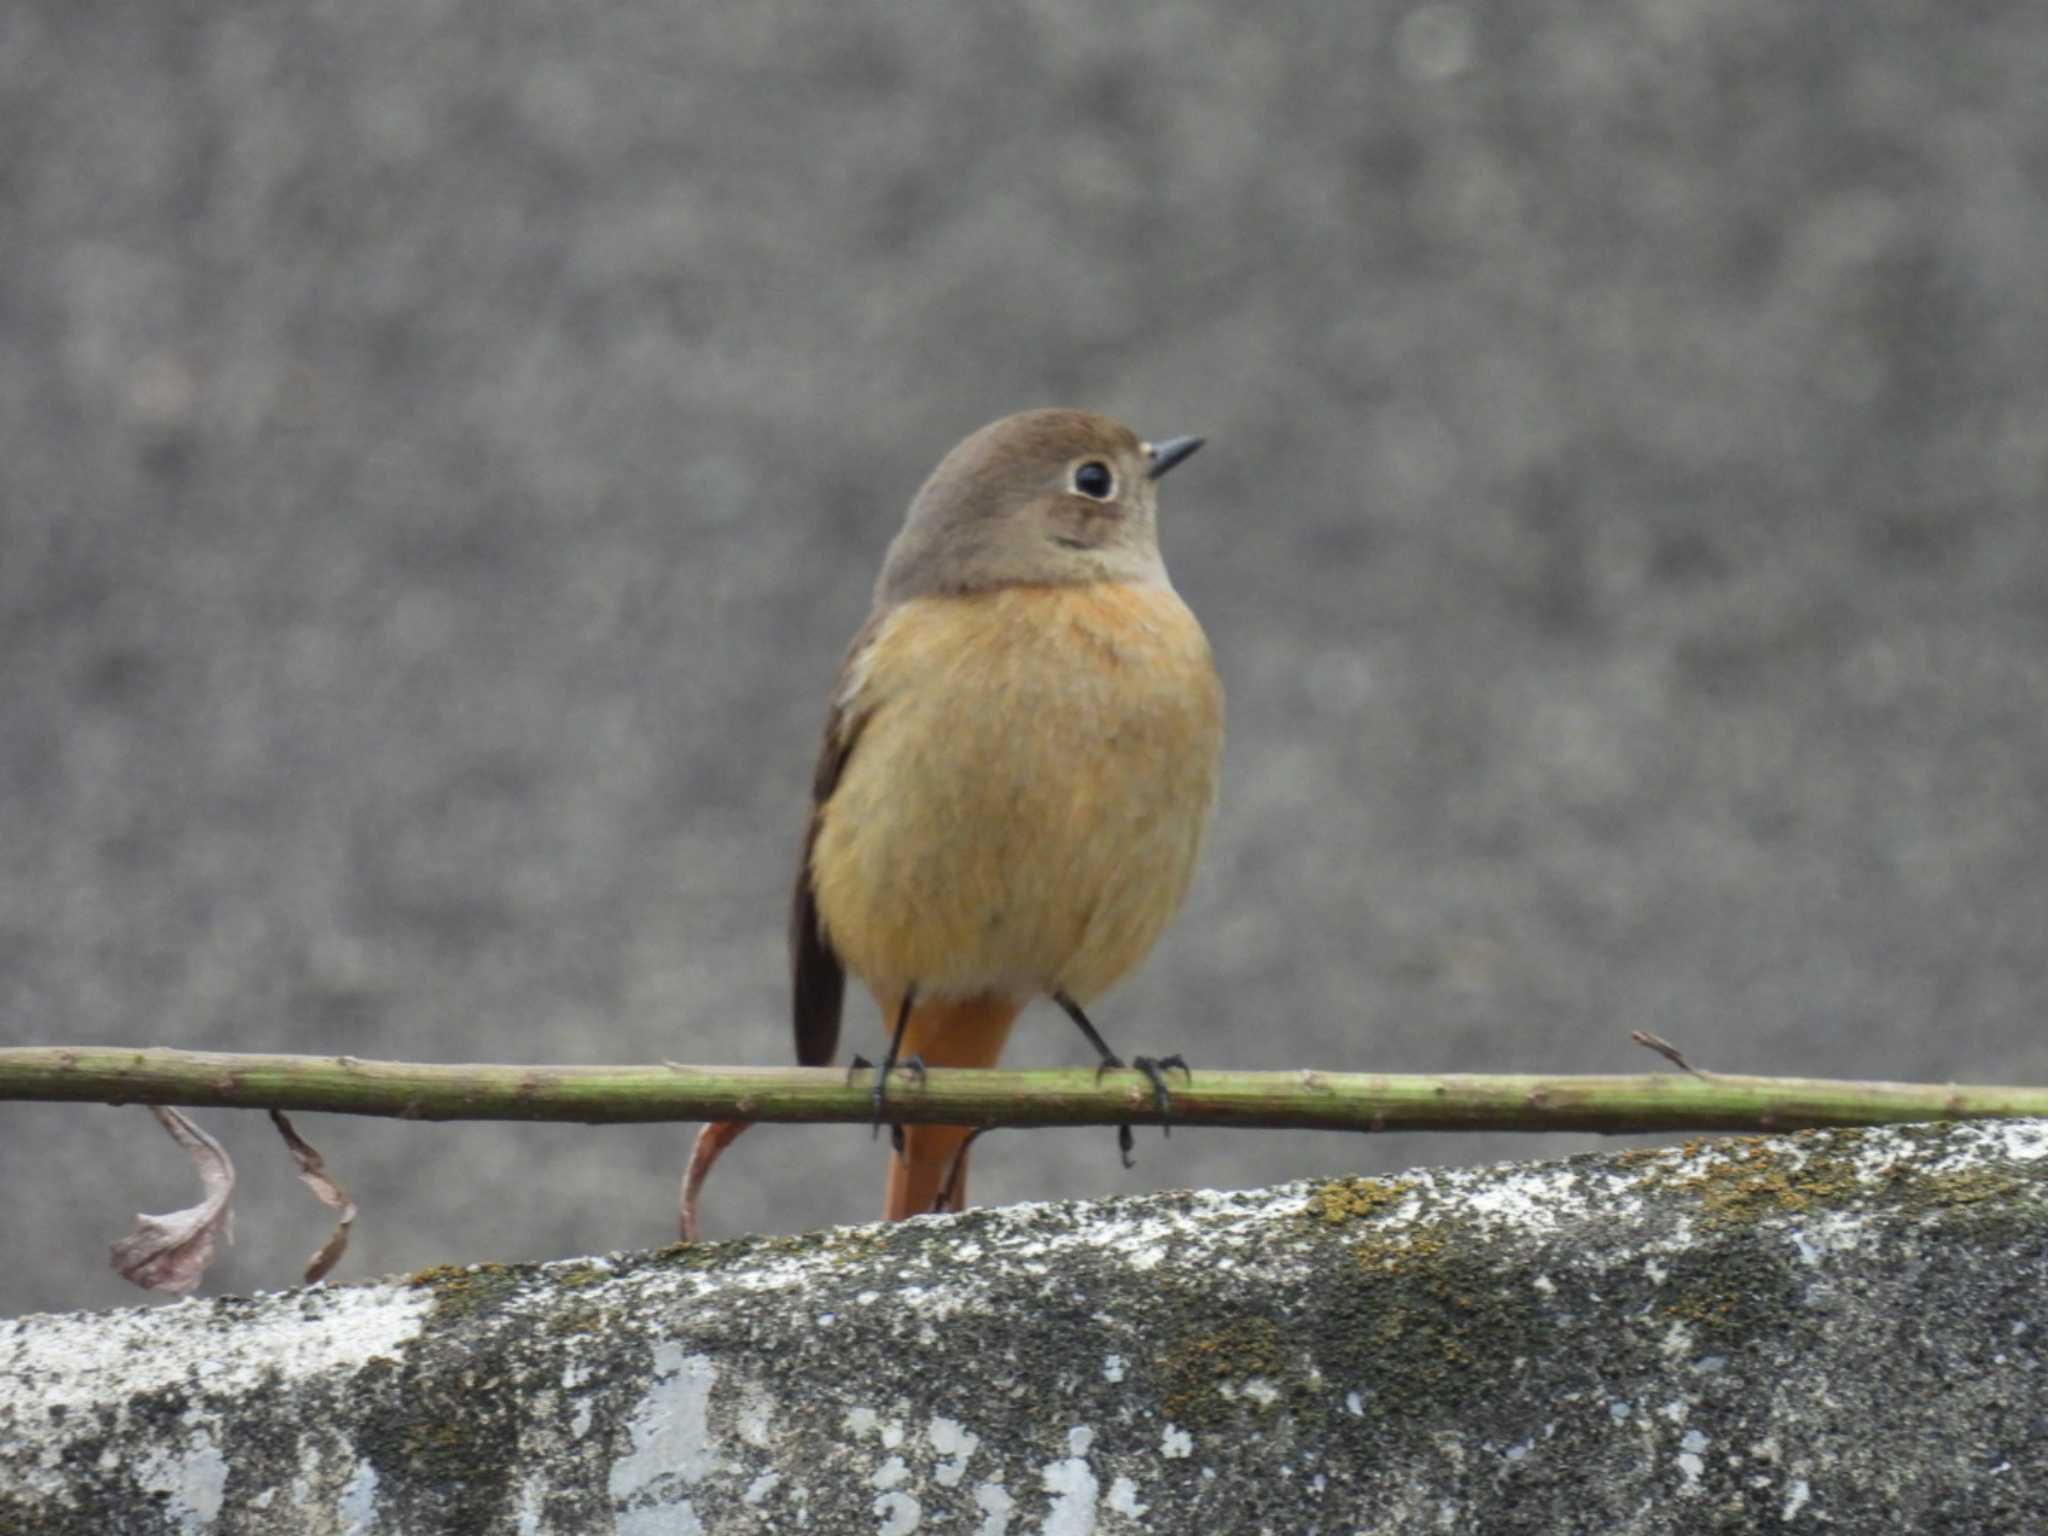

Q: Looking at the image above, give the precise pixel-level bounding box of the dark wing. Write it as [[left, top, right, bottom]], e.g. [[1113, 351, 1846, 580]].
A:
[[790, 642, 873, 1067]]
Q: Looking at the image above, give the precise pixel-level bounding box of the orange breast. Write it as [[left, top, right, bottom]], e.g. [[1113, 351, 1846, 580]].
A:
[[811, 581, 1223, 1009]]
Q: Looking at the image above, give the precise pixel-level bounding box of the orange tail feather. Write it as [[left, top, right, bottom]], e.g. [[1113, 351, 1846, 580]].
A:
[[879, 993, 1020, 1221]]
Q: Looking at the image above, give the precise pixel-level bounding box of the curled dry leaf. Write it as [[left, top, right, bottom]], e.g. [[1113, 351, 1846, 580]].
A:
[[679, 1119, 752, 1241], [110, 1107, 237, 1295], [269, 1109, 357, 1284]]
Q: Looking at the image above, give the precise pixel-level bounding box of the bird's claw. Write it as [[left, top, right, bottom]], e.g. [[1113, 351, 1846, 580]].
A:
[[1132, 1054, 1190, 1128], [867, 1054, 929, 1140], [1151, 1053, 1192, 1083]]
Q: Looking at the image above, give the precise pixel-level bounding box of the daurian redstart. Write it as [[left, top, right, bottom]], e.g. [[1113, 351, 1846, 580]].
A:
[[684, 408, 1221, 1232]]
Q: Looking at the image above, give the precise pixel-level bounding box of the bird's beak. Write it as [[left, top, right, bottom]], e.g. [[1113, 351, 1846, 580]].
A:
[[1145, 435, 1204, 481]]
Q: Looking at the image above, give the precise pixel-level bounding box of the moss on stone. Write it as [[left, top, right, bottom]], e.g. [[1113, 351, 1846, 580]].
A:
[[1625, 1129, 2043, 1237], [405, 1262, 521, 1323], [1158, 1313, 1289, 1427]]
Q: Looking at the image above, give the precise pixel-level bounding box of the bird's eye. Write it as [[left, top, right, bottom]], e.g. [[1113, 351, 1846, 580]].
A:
[[1072, 461, 1116, 500]]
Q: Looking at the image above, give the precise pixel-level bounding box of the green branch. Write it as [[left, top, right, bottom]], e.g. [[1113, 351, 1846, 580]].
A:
[[3, 1045, 2043, 1134]]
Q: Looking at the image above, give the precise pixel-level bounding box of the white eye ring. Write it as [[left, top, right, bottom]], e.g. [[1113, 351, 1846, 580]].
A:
[[1070, 459, 1117, 501]]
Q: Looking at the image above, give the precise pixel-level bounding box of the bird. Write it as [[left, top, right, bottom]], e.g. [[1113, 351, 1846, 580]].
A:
[[682, 407, 1222, 1235]]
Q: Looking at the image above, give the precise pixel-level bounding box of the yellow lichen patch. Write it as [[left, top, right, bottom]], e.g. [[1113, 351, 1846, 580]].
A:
[[1652, 1137, 1869, 1228], [404, 1263, 472, 1287], [1158, 1315, 1287, 1426], [1883, 1165, 2023, 1209], [1611, 1145, 1680, 1171], [820, 1227, 893, 1267], [1349, 1223, 1450, 1276], [1306, 1177, 1417, 1227], [653, 1234, 792, 1271], [1626, 1129, 2039, 1236]]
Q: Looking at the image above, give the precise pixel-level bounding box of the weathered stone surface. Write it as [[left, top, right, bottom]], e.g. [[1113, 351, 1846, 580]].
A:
[[5, 1119, 2044, 1533]]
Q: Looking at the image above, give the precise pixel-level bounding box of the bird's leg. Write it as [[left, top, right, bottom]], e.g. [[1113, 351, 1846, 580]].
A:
[[1053, 990, 1125, 1074], [1053, 989, 1191, 1160], [1052, 991, 1189, 1113], [870, 985, 923, 1141], [845, 1055, 903, 1151]]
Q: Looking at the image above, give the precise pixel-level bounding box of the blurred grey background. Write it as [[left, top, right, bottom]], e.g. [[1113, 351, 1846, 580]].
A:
[[5, 1, 2045, 1317]]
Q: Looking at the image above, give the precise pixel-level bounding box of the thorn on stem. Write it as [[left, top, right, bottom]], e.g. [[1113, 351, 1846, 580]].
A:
[[1631, 1030, 1701, 1075]]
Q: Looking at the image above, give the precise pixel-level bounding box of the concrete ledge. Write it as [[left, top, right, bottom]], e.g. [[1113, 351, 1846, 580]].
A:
[[5, 1119, 2045, 1533]]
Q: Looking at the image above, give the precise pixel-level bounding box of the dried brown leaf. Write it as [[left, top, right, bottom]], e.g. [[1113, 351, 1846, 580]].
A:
[[269, 1109, 357, 1283], [679, 1119, 752, 1241], [110, 1107, 236, 1295]]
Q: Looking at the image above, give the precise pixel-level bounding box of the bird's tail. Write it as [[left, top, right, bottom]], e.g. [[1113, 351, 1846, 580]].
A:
[[880, 993, 1021, 1221]]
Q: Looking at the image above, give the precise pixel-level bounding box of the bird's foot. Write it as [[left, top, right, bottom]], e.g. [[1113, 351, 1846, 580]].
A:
[[1132, 1054, 1191, 1127], [868, 1054, 928, 1140], [1109, 1055, 1191, 1165]]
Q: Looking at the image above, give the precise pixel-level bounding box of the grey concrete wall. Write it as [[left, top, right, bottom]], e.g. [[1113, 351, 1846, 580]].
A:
[[4, 1, 2046, 1315], [5, 1121, 2046, 1533]]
